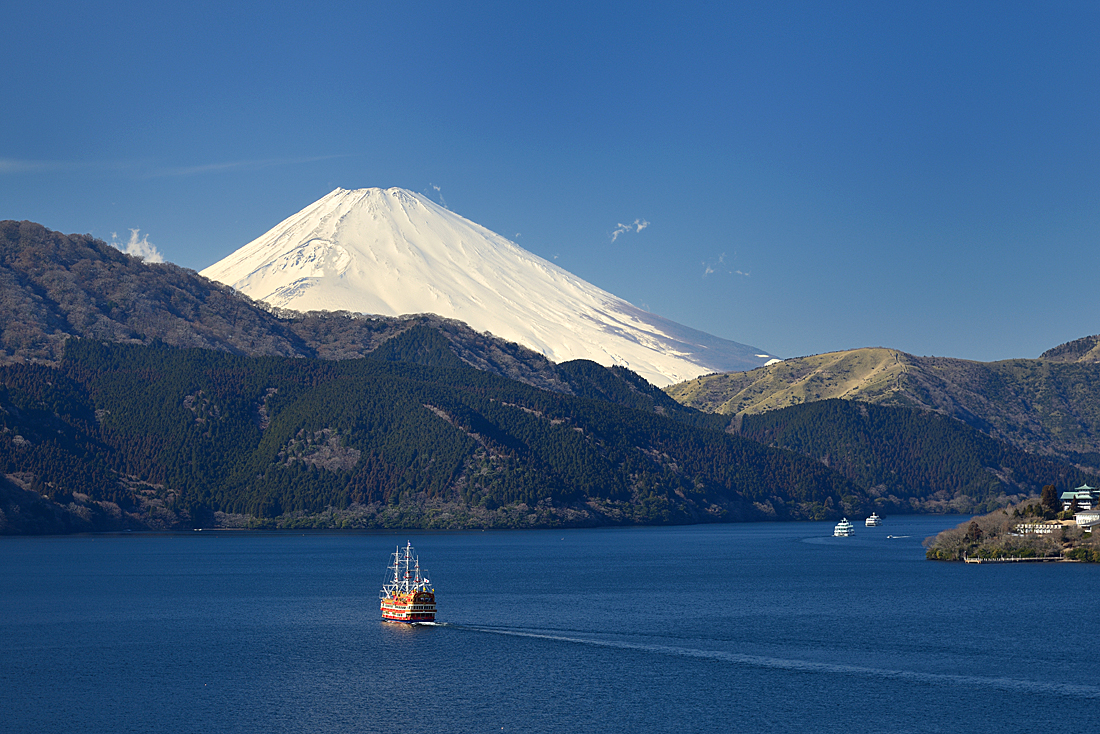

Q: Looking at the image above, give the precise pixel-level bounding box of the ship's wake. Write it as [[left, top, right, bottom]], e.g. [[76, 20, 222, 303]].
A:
[[444, 624, 1100, 701]]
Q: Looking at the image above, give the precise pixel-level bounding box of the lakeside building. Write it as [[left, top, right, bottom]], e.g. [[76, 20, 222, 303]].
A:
[[1014, 523, 1060, 535], [1060, 484, 1098, 512], [1075, 508, 1100, 533]]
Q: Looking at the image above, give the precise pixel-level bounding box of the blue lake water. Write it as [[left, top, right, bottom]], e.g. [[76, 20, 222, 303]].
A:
[[3, 516, 1099, 733]]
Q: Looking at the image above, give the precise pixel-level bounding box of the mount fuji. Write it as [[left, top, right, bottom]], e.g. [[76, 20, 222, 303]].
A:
[[200, 188, 776, 386]]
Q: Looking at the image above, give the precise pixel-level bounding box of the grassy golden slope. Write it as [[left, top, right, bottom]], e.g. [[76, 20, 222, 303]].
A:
[[665, 348, 912, 415], [1039, 334, 1100, 364], [665, 345, 1100, 468]]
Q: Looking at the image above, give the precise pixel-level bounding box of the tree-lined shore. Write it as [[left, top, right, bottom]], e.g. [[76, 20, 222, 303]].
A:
[[924, 489, 1100, 562]]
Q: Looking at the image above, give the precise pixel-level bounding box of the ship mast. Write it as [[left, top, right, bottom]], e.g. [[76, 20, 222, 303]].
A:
[[382, 541, 431, 598], [403, 541, 410, 592]]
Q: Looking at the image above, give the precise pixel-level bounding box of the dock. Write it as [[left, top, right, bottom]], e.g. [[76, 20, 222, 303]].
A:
[[963, 555, 1066, 564]]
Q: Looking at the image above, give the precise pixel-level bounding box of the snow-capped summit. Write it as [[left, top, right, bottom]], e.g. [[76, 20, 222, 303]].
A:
[[201, 187, 775, 386]]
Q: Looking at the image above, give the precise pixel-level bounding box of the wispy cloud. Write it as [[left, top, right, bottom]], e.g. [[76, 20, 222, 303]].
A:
[[148, 155, 347, 178], [111, 229, 164, 263], [611, 218, 650, 242], [702, 252, 749, 279], [1, 155, 344, 178], [425, 183, 448, 209], [0, 158, 100, 174], [0, 158, 54, 173]]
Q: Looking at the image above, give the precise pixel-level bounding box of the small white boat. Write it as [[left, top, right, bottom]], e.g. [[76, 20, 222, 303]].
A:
[[833, 518, 855, 537], [865, 512, 882, 527]]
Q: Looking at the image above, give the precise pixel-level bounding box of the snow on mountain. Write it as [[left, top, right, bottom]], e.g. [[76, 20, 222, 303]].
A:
[[200, 187, 776, 386]]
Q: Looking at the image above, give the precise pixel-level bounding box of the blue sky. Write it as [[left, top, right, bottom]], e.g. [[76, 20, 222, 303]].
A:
[[3, 1, 1097, 364]]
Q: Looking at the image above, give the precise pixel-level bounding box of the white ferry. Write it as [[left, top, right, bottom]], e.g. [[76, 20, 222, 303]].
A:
[[865, 513, 883, 527], [833, 518, 855, 537]]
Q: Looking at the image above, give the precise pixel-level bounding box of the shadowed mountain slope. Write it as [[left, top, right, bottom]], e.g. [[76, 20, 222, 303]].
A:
[[0, 221, 576, 392], [2, 333, 861, 534], [736, 399, 1095, 515], [666, 346, 1100, 471]]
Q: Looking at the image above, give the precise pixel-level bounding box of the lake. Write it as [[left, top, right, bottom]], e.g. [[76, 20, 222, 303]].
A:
[[3, 516, 1098, 733]]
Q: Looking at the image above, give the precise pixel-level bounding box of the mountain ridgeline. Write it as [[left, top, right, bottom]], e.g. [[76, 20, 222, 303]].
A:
[[198, 187, 775, 386], [666, 346, 1100, 473], [737, 399, 1093, 513], [4, 331, 1093, 534], [2, 220, 1098, 534], [2, 332, 860, 533], [0, 220, 569, 391]]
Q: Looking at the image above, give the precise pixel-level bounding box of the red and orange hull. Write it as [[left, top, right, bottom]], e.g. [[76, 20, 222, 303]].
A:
[[380, 590, 436, 623]]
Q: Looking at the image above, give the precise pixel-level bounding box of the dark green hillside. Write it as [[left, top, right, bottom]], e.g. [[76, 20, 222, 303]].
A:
[[0, 365, 114, 500], [0, 362, 149, 533], [5, 221, 1094, 535], [556, 361, 726, 429], [2, 332, 867, 533], [739, 399, 1097, 514]]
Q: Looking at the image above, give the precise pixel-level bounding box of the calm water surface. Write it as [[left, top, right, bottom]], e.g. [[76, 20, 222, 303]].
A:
[[3, 516, 1098, 733]]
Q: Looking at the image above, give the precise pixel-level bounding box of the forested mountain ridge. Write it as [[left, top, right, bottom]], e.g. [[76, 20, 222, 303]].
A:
[[1, 333, 863, 534], [737, 399, 1095, 514], [5, 332, 1091, 535], [4, 220, 1095, 535], [0, 221, 570, 392], [1039, 334, 1100, 363], [1, 220, 308, 362], [666, 345, 1100, 472]]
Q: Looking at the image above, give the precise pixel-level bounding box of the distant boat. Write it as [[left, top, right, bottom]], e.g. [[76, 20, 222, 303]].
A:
[[834, 518, 855, 537], [380, 541, 436, 624], [865, 513, 883, 527]]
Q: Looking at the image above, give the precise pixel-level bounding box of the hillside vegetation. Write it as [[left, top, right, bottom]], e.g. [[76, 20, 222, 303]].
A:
[[1040, 334, 1100, 363], [667, 346, 1100, 471], [667, 349, 910, 414], [1, 332, 866, 534], [0, 220, 569, 392], [924, 498, 1100, 562], [5, 220, 1097, 535], [738, 400, 1094, 515]]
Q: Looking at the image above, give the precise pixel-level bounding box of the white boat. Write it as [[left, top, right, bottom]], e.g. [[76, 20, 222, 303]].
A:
[[833, 518, 855, 537], [865, 512, 882, 527]]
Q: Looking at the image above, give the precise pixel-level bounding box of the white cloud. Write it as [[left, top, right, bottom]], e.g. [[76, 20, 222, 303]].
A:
[[427, 183, 448, 209], [611, 218, 650, 242], [148, 155, 346, 178], [0, 158, 91, 174], [702, 252, 749, 278], [111, 229, 164, 263], [1, 155, 344, 178], [0, 158, 50, 173]]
